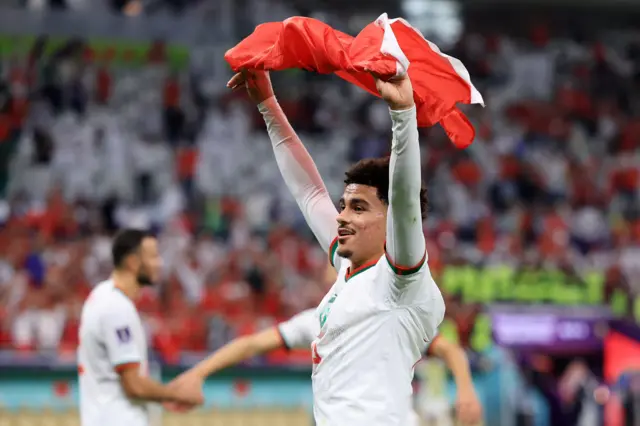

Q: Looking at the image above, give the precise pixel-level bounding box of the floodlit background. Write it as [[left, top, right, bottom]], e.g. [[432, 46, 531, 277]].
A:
[[0, 0, 640, 425]]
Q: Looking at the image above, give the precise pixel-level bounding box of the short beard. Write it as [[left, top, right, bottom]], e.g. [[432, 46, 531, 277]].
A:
[[137, 273, 154, 287], [336, 247, 352, 259]]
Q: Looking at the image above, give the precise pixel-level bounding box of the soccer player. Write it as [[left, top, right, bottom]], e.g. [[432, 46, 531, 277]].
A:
[[167, 309, 482, 425], [227, 69, 446, 425], [77, 229, 203, 426]]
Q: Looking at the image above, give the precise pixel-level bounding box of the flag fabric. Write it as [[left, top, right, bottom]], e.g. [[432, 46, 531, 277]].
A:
[[225, 13, 484, 148]]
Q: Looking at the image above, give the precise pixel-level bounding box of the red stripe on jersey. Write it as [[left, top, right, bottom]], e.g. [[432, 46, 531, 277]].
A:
[[311, 342, 322, 365], [114, 362, 140, 374], [345, 258, 378, 281], [411, 357, 422, 370], [329, 237, 339, 267], [384, 248, 427, 276]]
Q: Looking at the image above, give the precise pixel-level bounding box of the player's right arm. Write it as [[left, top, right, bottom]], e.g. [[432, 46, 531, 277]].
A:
[[374, 75, 426, 283], [227, 71, 340, 268], [102, 302, 202, 406], [375, 74, 444, 339]]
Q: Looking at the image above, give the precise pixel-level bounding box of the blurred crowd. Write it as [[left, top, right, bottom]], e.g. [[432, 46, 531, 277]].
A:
[[0, 23, 639, 362], [14, 0, 202, 15]]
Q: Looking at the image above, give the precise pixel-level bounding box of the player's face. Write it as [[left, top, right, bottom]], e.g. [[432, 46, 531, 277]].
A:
[[136, 237, 162, 286], [336, 184, 387, 264]]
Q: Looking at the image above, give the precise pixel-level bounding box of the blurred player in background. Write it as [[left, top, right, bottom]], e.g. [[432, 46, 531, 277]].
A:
[[414, 345, 479, 426], [228, 69, 444, 425], [168, 308, 482, 425], [77, 229, 203, 426]]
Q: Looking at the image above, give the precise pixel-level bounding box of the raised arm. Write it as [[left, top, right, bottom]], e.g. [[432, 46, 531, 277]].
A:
[[228, 70, 338, 253], [375, 76, 426, 276], [258, 97, 338, 251]]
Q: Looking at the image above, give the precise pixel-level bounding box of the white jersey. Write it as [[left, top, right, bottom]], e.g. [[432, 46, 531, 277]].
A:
[[78, 280, 150, 426], [277, 309, 318, 349], [312, 254, 444, 426], [277, 308, 428, 426], [259, 90, 446, 426]]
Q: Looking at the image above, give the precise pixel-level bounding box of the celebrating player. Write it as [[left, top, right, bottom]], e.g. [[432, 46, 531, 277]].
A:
[[228, 69, 445, 425], [167, 308, 482, 424], [77, 229, 203, 426]]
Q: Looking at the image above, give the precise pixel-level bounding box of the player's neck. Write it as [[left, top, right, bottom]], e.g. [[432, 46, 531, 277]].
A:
[[350, 251, 383, 271], [111, 270, 140, 301]]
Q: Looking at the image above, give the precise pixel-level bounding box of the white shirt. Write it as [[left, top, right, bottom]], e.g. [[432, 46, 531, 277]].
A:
[[277, 309, 429, 426], [312, 255, 443, 426], [277, 309, 318, 350], [77, 280, 150, 426], [259, 98, 445, 426]]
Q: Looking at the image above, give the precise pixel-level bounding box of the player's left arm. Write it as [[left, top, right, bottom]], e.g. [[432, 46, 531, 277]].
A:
[[428, 336, 483, 423], [163, 327, 282, 412], [376, 75, 427, 281], [164, 309, 318, 413], [188, 327, 284, 379], [187, 309, 317, 380]]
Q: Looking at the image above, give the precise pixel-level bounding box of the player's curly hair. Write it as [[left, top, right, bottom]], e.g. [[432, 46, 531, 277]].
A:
[[344, 157, 428, 220]]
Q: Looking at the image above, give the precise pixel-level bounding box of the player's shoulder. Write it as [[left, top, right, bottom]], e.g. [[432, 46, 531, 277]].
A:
[[379, 255, 442, 303], [290, 308, 318, 325], [337, 255, 424, 283], [279, 308, 319, 348], [338, 254, 433, 285], [357, 253, 429, 285], [381, 249, 430, 280], [84, 280, 136, 315], [280, 308, 317, 334]]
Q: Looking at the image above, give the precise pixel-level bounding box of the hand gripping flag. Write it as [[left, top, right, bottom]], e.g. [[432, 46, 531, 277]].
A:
[[225, 13, 484, 149]]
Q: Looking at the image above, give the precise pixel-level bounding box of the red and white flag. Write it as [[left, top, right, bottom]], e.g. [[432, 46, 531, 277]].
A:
[[225, 13, 484, 148]]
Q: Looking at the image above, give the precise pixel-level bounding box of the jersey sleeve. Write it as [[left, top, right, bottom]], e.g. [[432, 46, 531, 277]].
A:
[[276, 309, 319, 350], [101, 300, 142, 371], [424, 332, 440, 356], [258, 97, 342, 271], [384, 106, 427, 287]]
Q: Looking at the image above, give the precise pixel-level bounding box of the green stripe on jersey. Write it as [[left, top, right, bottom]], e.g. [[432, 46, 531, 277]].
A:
[[329, 238, 339, 267], [385, 251, 426, 276]]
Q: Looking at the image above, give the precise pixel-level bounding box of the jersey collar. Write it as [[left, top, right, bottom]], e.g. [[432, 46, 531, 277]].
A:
[[345, 258, 378, 281]]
